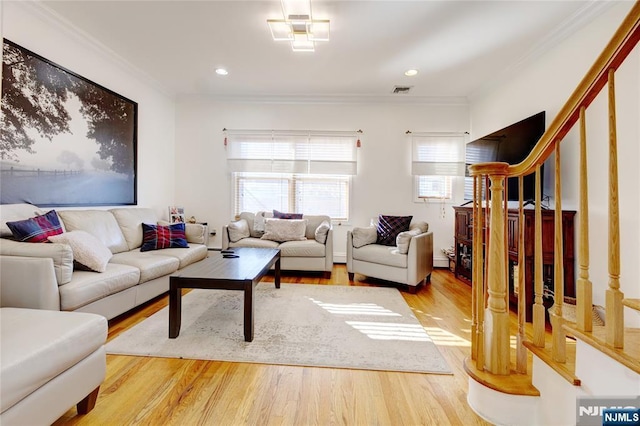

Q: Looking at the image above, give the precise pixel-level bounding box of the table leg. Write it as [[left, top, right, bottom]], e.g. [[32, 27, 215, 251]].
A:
[[274, 257, 281, 289], [244, 282, 254, 342], [169, 281, 182, 338]]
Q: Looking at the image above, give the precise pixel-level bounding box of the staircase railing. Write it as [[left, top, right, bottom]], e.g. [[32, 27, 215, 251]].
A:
[[467, 2, 640, 380]]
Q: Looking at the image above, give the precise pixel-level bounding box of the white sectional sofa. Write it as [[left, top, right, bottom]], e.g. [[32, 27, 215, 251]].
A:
[[1, 307, 107, 425], [222, 211, 333, 277], [0, 203, 209, 320]]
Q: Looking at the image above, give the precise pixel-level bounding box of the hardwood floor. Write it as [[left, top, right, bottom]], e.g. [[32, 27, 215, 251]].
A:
[[54, 266, 490, 426]]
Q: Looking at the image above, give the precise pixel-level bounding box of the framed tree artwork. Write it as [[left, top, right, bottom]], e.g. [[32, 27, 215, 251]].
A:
[[1, 39, 138, 206]]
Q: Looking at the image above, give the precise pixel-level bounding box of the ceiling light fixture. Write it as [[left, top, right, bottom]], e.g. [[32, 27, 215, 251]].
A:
[[215, 68, 229, 76], [404, 69, 419, 77], [267, 0, 330, 52]]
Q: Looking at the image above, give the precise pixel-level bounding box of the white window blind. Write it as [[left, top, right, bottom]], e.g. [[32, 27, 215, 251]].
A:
[[411, 133, 466, 176], [226, 130, 358, 175], [233, 172, 350, 220], [411, 132, 466, 200]]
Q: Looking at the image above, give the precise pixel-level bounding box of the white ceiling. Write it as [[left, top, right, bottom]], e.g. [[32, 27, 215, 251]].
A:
[[39, 0, 609, 100]]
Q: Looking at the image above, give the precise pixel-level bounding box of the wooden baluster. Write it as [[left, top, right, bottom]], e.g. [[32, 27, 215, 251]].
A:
[[516, 176, 527, 373], [606, 69, 624, 348], [471, 175, 478, 361], [533, 165, 545, 348], [577, 106, 593, 332], [476, 174, 485, 371], [484, 165, 510, 375], [551, 143, 566, 362]]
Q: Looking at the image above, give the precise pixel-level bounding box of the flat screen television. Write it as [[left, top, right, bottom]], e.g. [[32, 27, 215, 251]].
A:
[[464, 111, 546, 202]]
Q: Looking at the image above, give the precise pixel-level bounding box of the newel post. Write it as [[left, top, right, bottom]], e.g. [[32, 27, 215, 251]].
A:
[[472, 162, 511, 375]]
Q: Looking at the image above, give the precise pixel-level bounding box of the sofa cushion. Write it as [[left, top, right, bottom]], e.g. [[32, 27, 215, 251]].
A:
[[396, 229, 423, 255], [352, 226, 377, 248], [146, 244, 208, 269], [302, 215, 331, 239], [252, 211, 273, 236], [273, 209, 303, 219], [376, 215, 412, 246], [49, 230, 113, 273], [6, 210, 64, 243], [0, 203, 46, 237], [58, 263, 140, 311], [140, 223, 189, 252], [410, 221, 429, 234], [110, 208, 158, 250], [352, 244, 408, 268], [228, 219, 251, 242], [58, 210, 129, 254], [279, 239, 326, 257], [158, 221, 207, 244], [228, 237, 279, 249], [314, 220, 331, 244], [0, 308, 107, 413], [109, 251, 180, 283], [261, 218, 307, 242], [0, 239, 74, 285]]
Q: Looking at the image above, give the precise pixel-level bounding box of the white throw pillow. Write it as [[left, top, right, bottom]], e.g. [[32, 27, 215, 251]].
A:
[[49, 230, 113, 273], [228, 219, 250, 242], [352, 226, 377, 248], [314, 220, 331, 244], [261, 218, 307, 242], [396, 229, 423, 254]]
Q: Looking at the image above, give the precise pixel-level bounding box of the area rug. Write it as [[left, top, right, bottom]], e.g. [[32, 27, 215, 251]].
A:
[[106, 284, 452, 374]]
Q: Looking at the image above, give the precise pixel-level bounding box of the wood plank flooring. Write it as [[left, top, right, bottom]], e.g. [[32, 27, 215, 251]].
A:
[[53, 266, 491, 426]]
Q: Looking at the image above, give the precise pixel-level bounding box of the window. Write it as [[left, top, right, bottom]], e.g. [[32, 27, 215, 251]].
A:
[[410, 132, 466, 201], [226, 130, 358, 220], [416, 175, 453, 199], [233, 173, 349, 220]]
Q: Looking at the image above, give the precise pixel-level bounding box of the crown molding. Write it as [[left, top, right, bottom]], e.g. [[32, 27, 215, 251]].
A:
[[468, 0, 616, 102], [15, 1, 174, 99], [193, 94, 469, 106]]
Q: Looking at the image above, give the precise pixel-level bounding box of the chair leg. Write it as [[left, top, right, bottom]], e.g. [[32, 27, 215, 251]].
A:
[[348, 272, 354, 281], [77, 386, 100, 414], [426, 273, 432, 283]]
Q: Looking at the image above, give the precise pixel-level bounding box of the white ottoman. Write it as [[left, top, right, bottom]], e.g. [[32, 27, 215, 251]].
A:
[[0, 308, 107, 425]]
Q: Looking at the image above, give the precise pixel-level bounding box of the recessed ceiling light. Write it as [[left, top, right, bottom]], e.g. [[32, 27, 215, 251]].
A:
[[404, 69, 419, 77], [215, 68, 229, 76]]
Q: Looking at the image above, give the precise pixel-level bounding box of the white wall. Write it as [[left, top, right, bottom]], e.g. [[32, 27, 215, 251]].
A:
[[174, 98, 469, 262], [469, 2, 639, 310], [2, 2, 176, 220]]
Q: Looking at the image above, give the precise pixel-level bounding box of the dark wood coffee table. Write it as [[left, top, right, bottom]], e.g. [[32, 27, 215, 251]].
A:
[[168, 247, 281, 342]]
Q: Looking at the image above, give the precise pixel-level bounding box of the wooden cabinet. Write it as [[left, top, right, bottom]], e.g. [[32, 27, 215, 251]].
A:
[[453, 206, 575, 321]]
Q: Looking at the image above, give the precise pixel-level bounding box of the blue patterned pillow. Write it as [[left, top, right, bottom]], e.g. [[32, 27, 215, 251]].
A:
[[6, 210, 63, 243], [140, 223, 189, 252], [376, 215, 413, 246], [273, 209, 303, 219]]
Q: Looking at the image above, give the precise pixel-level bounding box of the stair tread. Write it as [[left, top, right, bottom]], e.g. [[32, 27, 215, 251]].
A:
[[522, 339, 580, 386], [622, 298, 640, 312], [563, 324, 640, 374], [463, 357, 540, 396]]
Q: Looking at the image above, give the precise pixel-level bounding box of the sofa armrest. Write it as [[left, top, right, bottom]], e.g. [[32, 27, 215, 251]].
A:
[[0, 256, 61, 310], [221, 225, 230, 250], [346, 231, 354, 272], [0, 239, 73, 285], [407, 232, 434, 285], [185, 223, 208, 246], [324, 228, 334, 272]]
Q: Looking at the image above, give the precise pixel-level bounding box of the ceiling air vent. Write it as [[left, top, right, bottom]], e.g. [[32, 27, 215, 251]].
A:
[[393, 85, 412, 94]]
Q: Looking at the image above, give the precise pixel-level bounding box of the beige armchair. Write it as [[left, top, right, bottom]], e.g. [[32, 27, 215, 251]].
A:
[[346, 221, 433, 293]]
